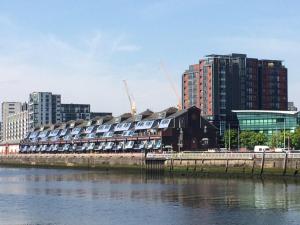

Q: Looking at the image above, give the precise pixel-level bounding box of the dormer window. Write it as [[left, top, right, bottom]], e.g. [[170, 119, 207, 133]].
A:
[[135, 121, 154, 130], [71, 127, 81, 135], [158, 119, 172, 129]]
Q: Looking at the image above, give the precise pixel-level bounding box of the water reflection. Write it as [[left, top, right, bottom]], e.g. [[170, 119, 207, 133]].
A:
[[0, 167, 300, 225]]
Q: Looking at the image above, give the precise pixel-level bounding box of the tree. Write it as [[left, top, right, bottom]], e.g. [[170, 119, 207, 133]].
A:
[[291, 128, 300, 149], [269, 131, 281, 148], [239, 131, 267, 150], [269, 131, 292, 149], [254, 132, 268, 146], [239, 131, 255, 150], [223, 129, 238, 149]]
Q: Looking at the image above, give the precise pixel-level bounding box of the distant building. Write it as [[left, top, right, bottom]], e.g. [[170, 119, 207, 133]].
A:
[[1, 102, 23, 141], [90, 112, 112, 119], [182, 53, 288, 135], [27, 92, 112, 128], [28, 92, 61, 130], [1, 102, 29, 143], [4, 110, 29, 143], [52, 94, 61, 124], [21, 102, 28, 111], [61, 104, 91, 122], [288, 102, 298, 111], [0, 122, 2, 142]]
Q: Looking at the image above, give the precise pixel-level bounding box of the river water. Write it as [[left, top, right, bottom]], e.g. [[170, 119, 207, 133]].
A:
[[0, 167, 300, 225]]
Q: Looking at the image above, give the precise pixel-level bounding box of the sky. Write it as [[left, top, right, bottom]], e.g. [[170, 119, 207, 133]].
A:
[[0, 0, 299, 115]]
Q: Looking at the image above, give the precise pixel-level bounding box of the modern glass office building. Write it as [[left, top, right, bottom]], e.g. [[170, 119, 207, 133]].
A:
[[233, 110, 300, 135]]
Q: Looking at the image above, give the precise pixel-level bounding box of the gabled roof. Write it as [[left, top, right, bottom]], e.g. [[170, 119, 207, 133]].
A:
[[166, 108, 188, 119], [139, 109, 154, 117], [104, 113, 132, 125], [145, 107, 178, 120]]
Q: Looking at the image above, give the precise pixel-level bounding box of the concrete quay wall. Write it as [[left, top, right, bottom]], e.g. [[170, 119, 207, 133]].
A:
[[1, 152, 300, 178], [0, 153, 145, 171], [162, 153, 300, 177]]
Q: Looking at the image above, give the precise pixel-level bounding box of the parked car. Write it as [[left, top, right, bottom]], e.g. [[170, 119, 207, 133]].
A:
[[274, 148, 289, 153], [254, 145, 270, 153]]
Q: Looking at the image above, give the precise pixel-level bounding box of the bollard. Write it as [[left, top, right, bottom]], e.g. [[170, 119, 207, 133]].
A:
[[294, 161, 299, 176], [251, 155, 255, 175], [243, 160, 246, 173], [260, 153, 265, 176], [225, 156, 229, 173], [282, 152, 288, 176], [201, 159, 204, 172]]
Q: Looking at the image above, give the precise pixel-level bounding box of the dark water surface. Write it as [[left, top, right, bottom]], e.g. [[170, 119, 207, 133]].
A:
[[0, 168, 300, 225]]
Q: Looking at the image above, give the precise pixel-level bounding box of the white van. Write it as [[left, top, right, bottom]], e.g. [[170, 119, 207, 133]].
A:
[[254, 145, 270, 153]]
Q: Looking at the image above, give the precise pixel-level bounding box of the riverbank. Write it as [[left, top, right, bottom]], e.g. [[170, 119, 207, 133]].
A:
[[0, 153, 145, 172], [1, 152, 300, 178], [159, 152, 300, 178]]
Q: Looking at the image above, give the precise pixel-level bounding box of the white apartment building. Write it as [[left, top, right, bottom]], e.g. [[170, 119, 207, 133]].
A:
[[4, 110, 29, 143], [1, 102, 23, 141], [0, 122, 2, 141], [28, 92, 61, 130]]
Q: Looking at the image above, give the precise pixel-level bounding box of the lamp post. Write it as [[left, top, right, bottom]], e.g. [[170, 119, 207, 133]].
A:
[[228, 123, 231, 151], [283, 118, 286, 149], [237, 127, 240, 152]]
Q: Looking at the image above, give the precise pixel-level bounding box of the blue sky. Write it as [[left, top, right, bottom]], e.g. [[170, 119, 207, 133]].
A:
[[0, 0, 299, 114]]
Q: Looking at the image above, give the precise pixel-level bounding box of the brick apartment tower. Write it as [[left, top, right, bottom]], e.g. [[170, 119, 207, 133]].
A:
[[182, 53, 288, 134]]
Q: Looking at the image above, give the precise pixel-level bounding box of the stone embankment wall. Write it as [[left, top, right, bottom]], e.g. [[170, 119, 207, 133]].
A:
[[2, 152, 300, 177], [0, 153, 145, 171], [161, 152, 300, 177]]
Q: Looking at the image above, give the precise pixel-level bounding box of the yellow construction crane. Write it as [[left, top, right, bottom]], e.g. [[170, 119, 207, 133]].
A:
[[160, 62, 182, 110], [123, 80, 137, 116]]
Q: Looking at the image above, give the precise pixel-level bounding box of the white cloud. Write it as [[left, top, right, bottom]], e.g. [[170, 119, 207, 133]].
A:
[[111, 35, 141, 53]]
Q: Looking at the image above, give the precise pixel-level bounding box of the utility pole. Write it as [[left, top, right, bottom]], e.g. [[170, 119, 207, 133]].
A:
[[237, 127, 240, 152], [178, 119, 183, 152], [283, 118, 286, 149], [228, 123, 231, 151]]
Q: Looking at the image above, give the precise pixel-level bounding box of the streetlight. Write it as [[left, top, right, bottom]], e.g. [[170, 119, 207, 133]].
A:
[[228, 123, 231, 151], [237, 127, 240, 152], [283, 118, 286, 149]]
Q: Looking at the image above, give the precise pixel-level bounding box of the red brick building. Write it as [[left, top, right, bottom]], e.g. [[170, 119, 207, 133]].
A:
[[182, 54, 288, 135]]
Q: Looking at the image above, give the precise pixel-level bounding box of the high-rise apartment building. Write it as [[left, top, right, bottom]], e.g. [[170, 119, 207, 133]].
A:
[[182, 53, 288, 134], [259, 60, 288, 110], [51, 94, 62, 124], [28, 92, 61, 130]]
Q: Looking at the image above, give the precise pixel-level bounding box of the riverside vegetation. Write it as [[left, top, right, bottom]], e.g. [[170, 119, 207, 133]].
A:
[[223, 127, 300, 150]]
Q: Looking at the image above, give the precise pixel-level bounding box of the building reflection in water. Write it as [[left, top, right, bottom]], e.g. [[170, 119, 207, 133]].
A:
[[1, 168, 300, 225], [2, 169, 298, 210]]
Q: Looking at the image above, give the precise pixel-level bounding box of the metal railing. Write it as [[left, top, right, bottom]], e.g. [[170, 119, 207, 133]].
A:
[[146, 152, 300, 160]]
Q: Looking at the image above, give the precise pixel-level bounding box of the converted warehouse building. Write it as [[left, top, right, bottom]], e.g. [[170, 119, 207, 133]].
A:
[[20, 106, 218, 153]]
